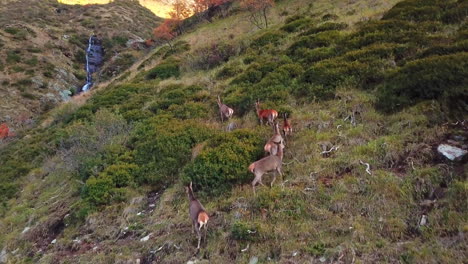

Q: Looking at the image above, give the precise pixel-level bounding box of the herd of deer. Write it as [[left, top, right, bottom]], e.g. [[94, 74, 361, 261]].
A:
[[186, 96, 292, 249]]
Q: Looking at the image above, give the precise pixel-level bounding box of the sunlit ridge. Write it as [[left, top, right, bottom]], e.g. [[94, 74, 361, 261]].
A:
[[57, 0, 173, 18]]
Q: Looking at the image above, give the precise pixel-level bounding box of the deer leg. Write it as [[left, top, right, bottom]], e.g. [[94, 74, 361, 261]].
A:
[[197, 233, 201, 249], [271, 171, 276, 187], [220, 111, 224, 122], [203, 223, 208, 244]]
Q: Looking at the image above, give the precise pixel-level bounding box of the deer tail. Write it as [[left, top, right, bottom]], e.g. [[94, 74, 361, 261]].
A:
[[248, 163, 256, 173]]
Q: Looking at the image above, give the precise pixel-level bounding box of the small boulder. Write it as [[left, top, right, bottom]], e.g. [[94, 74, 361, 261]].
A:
[[437, 144, 467, 161]]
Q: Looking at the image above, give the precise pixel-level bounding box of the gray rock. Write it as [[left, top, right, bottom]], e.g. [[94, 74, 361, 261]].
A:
[[31, 77, 44, 89], [59, 90, 72, 101], [437, 144, 467, 161], [249, 256, 258, 264], [0, 247, 8, 263]]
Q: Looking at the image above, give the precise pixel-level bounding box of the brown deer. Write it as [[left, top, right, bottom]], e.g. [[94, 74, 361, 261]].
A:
[[255, 100, 278, 126], [264, 122, 284, 156], [217, 95, 234, 122], [186, 182, 209, 249], [282, 113, 292, 137], [249, 141, 284, 195]]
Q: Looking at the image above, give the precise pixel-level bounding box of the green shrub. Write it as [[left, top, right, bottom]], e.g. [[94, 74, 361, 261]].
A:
[[251, 31, 286, 48], [167, 102, 210, 119], [216, 62, 243, 79], [377, 52, 468, 112], [163, 40, 191, 58], [4, 27, 20, 35], [301, 58, 378, 91], [288, 30, 342, 55], [301, 22, 348, 36], [187, 42, 239, 70], [281, 18, 312, 32], [230, 66, 263, 85], [306, 242, 327, 256], [99, 163, 138, 188], [6, 51, 21, 63], [418, 40, 468, 58], [231, 221, 259, 241], [322, 13, 338, 21], [84, 175, 114, 206], [145, 61, 180, 80], [183, 130, 263, 196], [132, 116, 213, 187], [148, 84, 204, 113], [111, 36, 128, 47], [24, 56, 38, 66], [298, 46, 337, 63]]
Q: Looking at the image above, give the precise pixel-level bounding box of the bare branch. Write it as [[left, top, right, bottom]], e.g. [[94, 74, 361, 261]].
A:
[[359, 160, 372, 175]]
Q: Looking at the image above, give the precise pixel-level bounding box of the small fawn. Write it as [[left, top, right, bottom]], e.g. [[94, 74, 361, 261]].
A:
[[255, 100, 278, 126], [264, 122, 284, 156], [249, 141, 284, 195], [217, 95, 234, 122], [282, 113, 292, 137], [186, 182, 209, 249]]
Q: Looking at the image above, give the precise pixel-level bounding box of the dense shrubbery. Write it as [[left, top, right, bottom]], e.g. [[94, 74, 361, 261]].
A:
[[148, 84, 207, 114], [281, 17, 312, 32], [145, 60, 180, 80], [301, 22, 348, 36], [186, 42, 241, 70], [251, 31, 286, 48], [132, 116, 214, 187], [216, 62, 243, 79], [377, 53, 468, 113], [183, 129, 263, 196], [288, 30, 343, 57]]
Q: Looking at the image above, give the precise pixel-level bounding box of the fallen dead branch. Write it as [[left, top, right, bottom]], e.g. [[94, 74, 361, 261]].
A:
[[359, 160, 372, 175]]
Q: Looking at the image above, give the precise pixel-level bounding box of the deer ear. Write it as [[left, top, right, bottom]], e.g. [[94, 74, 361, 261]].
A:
[[189, 181, 193, 190]]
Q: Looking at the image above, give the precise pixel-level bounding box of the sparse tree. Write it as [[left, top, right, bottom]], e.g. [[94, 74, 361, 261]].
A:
[[241, 0, 274, 29], [153, 19, 178, 48], [168, 0, 192, 34]]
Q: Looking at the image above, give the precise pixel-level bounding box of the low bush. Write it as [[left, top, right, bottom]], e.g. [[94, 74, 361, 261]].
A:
[[216, 62, 243, 79], [167, 102, 210, 119], [148, 84, 204, 113], [377, 52, 468, 112], [251, 31, 286, 48], [6, 51, 21, 63], [288, 30, 342, 55], [183, 130, 263, 196], [231, 221, 259, 241], [301, 22, 348, 36], [322, 13, 339, 21], [186, 42, 240, 70], [132, 116, 213, 187], [281, 18, 312, 32], [145, 60, 180, 80]]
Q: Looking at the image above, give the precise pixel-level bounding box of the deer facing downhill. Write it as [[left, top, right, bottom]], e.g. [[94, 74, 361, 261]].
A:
[[282, 113, 292, 137], [186, 182, 209, 249], [217, 95, 234, 122], [264, 122, 284, 156]]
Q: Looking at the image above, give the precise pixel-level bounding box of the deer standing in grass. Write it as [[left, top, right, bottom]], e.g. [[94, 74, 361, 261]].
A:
[[186, 182, 209, 249], [255, 100, 278, 126], [264, 122, 284, 156], [249, 141, 284, 195], [282, 113, 292, 138], [217, 95, 234, 122]]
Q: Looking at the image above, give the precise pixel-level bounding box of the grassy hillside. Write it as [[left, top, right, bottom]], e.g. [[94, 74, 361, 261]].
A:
[[0, 0, 467, 263], [0, 0, 161, 129]]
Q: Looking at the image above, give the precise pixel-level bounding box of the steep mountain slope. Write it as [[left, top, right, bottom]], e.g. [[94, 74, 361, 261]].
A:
[[0, 0, 467, 263], [0, 0, 161, 129]]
